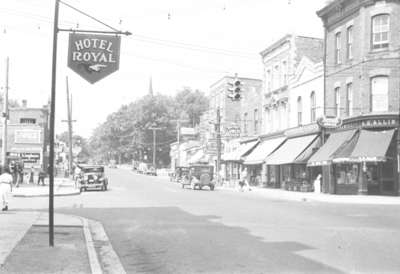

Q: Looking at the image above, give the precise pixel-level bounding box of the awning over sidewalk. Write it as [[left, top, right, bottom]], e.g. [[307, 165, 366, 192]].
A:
[[187, 150, 208, 164], [243, 137, 286, 165], [222, 140, 259, 162], [264, 134, 319, 165], [307, 130, 356, 166], [332, 129, 395, 163]]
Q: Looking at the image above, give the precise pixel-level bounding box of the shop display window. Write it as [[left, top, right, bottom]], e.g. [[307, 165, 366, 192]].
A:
[[336, 164, 359, 184]]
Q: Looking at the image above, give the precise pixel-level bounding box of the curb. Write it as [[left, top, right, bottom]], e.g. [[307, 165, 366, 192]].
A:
[[81, 217, 103, 274], [216, 186, 400, 205], [12, 190, 81, 198]]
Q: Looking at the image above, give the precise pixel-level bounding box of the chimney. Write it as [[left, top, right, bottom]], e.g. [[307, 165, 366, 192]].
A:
[[22, 99, 27, 108]]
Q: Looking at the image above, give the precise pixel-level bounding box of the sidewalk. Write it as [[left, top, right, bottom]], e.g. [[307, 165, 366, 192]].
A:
[[0, 211, 125, 273], [11, 178, 81, 197], [0, 212, 91, 274], [217, 185, 400, 205]]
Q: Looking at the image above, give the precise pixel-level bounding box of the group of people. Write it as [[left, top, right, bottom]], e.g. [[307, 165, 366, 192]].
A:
[[0, 162, 48, 211]]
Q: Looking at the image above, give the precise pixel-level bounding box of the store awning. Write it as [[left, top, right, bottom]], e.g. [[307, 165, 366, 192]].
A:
[[332, 129, 395, 163], [188, 150, 208, 164], [307, 130, 356, 166], [222, 140, 259, 162], [265, 134, 319, 165], [243, 137, 286, 165]]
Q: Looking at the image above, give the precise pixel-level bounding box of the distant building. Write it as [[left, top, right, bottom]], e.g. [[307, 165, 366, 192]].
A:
[[0, 100, 49, 170]]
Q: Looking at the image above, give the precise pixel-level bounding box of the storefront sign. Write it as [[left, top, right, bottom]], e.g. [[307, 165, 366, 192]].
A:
[[20, 152, 41, 163], [14, 130, 41, 144], [317, 116, 342, 129], [68, 33, 121, 84]]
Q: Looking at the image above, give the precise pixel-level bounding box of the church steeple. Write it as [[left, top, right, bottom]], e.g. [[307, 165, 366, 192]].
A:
[[148, 76, 154, 96]]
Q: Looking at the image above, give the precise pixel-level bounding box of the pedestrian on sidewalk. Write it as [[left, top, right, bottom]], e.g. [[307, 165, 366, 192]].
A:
[[17, 161, 24, 186], [28, 166, 35, 184], [0, 166, 13, 211], [314, 174, 322, 193], [9, 161, 18, 188], [239, 167, 252, 192], [37, 169, 46, 186]]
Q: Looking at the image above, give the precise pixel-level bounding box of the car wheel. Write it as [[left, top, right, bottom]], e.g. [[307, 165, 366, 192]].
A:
[[104, 185, 108, 191], [80, 187, 84, 192], [210, 185, 215, 191]]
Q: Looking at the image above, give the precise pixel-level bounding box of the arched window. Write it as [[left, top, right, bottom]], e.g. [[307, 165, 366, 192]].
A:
[[310, 91, 316, 122], [372, 14, 390, 50], [297, 96, 302, 126], [371, 76, 388, 112]]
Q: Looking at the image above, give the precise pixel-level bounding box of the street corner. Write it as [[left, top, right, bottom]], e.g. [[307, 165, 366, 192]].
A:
[[10, 183, 81, 198]]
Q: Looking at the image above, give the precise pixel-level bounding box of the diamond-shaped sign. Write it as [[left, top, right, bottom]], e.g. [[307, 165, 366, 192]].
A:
[[68, 33, 121, 84]]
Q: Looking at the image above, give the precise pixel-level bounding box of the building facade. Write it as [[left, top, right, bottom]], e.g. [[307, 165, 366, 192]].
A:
[[316, 0, 400, 195], [0, 102, 49, 170]]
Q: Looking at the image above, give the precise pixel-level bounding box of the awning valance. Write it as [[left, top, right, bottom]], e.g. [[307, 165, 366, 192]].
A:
[[332, 129, 395, 163], [265, 134, 319, 165], [307, 130, 356, 166], [243, 137, 286, 165], [222, 140, 259, 162]]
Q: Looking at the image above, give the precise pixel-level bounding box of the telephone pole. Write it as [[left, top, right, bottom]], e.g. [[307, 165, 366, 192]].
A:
[[216, 107, 221, 185], [65, 77, 74, 176], [1, 57, 9, 168], [149, 127, 162, 168]]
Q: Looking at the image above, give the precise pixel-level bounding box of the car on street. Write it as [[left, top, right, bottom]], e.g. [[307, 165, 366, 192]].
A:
[[181, 164, 215, 190], [76, 164, 108, 192]]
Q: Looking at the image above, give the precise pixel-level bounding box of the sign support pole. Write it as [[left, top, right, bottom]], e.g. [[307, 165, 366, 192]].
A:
[[2, 57, 9, 169], [49, 0, 60, 247]]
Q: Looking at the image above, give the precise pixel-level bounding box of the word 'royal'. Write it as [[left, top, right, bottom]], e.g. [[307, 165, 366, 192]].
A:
[[72, 38, 116, 63]]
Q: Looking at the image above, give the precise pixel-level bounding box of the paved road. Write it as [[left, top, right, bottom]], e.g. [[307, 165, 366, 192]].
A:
[[14, 168, 400, 273]]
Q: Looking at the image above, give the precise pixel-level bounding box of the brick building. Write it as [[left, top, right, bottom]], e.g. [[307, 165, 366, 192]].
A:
[[314, 0, 400, 195], [0, 101, 49, 170]]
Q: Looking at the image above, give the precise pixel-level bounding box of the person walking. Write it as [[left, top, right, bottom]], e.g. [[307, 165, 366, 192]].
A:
[[29, 166, 35, 184], [239, 167, 252, 192], [37, 169, 46, 186], [0, 166, 13, 211], [17, 161, 24, 186]]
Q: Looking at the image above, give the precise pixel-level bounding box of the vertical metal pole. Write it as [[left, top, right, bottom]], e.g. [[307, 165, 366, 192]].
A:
[[2, 57, 9, 168], [177, 121, 180, 167], [153, 129, 156, 168], [49, 0, 59, 247], [66, 77, 73, 177], [216, 107, 221, 184]]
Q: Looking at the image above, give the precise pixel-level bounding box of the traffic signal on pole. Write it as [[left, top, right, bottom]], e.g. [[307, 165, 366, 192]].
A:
[[227, 74, 242, 101], [233, 79, 241, 100]]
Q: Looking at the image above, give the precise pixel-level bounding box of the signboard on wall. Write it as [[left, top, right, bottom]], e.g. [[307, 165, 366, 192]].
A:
[[14, 130, 41, 144]]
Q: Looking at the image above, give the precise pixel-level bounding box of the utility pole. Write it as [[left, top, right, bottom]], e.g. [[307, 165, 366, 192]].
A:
[[65, 77, 74, 177], [149, 127, 162, 168], [1, 57, 9, 168], [216, 107, 221, 185]]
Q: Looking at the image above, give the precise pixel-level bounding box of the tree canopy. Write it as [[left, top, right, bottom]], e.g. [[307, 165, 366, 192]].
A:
[[89, 88, 208, 167]]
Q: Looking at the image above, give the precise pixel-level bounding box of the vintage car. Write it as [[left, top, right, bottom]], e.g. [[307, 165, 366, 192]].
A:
[[76, 164, 108, 192], [145, 165, 157, 176], [170, 166, 189, 182], [181, 164, 215, 190]]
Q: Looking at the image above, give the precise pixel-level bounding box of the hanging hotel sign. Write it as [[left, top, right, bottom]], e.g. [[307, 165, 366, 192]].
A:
[[68, 33, 121, 84]]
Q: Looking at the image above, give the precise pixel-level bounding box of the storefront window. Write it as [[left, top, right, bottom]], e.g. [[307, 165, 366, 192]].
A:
[[282, 165, 291, 182], [293, 165, 307, 181], [335, 164, 359, 184]]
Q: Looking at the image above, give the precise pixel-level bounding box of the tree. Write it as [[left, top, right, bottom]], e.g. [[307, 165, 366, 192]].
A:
[[174, 87, 209, 127]]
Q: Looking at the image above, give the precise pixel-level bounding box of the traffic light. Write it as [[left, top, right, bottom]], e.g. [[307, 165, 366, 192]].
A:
[[233, 79, 241, 100], [227, 74, 242, 101]]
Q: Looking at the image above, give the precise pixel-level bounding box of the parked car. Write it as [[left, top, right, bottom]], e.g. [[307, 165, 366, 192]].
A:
[[181, 164, 215, 190], [170, 166, 189, 182], [145, 165, 157, 176], [109, 160, 117, 168], [76, 164, 108, 192]]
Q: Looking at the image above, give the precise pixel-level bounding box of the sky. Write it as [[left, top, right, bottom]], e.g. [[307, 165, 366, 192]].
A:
[[0, 0, 326, 138]]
